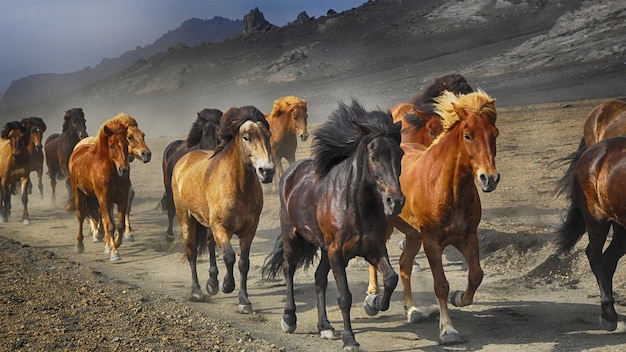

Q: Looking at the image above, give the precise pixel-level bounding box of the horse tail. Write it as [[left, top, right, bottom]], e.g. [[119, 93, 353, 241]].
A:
[[84, 197, 101, 224], [64, 197, 76, 212], [196, 223, 209, 257], [262, 232, 318, 279], [555, 188, 587, 255], [158, 191, 173, 213], [553, 137, 586, 198]]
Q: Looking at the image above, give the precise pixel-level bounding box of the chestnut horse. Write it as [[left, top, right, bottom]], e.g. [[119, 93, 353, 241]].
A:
[[556, 135, 626, 331], [369, 90, 499, 344], [20, 117, 47, 198], [0, 121, 31, 224], [262, 100, 405, 351], [73, 113, 151, 242], [44, 108, 88, 203], [391, 73, 473, 146], [67, 121, 130, 261], [171, 106, 273, 311], [160, 108, 222, 241], [265, 96, 309, 185]]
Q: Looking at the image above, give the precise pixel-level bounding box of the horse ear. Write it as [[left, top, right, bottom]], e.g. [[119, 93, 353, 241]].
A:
[[451, 102, 467, 119], [103, 125, 113, 136], [394, 121, 402, 132]]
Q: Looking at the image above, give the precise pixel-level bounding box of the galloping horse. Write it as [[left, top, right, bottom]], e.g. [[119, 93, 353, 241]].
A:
[[73, 113, 151, 242], [44, 108, 88, 203], [67, 119, 130, 261], [265, 96, 309, 184], [160, 108, 222, 241], [262, 100, 405, 351], [0, 121, 31, 224], [369, 90, 499, 344], [556, 135, 626, 331], [20, 117, 47, 197], [171, 106, 273, 311], [391, 73, 473, 146]]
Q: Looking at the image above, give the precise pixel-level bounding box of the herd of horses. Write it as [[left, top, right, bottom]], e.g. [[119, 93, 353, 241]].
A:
[[1, 73, 625, 350]]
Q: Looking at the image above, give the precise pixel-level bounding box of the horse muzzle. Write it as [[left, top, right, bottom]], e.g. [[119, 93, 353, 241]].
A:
[[384, 193, 406, 216], [300, 132, 309, 142], [141, 150, 152, 163], [117, 166, 130, 177], [478, 172, 500, 193], [256, 161, 275, 184]]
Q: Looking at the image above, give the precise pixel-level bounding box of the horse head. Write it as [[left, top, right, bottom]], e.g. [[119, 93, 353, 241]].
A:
[[239, 107, 275, 183], [103, 124, 130, 177], [21, 117, 47, 152], [290, 102, 309, 142], [64, 108, 88, 140], [127, 125, 151, 163], [2, 121, 30, 160]]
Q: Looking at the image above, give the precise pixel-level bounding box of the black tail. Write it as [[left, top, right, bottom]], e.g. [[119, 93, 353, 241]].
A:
[[158, 191, 174, 214], [262, 233, 318, 279], [553, 137, 586, 198], [555, 180, 587, 254]]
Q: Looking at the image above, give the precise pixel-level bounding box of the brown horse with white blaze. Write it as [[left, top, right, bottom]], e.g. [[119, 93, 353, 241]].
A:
[[171, 106, 274, 311], [0, 121, 32, 224], [20, 117, 47, 198]]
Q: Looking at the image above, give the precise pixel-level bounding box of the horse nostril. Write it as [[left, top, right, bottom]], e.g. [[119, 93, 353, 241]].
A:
[[479, 174, 488, 185], [495, 173, 501, 184]]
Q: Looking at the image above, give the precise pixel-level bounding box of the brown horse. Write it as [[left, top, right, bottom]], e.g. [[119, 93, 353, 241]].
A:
[[0, 121, 31, 224], [265, 96, 309, 185], [73, 113, 151, 242], [20, 117, 47, 198], [171, 106, 273, 311], [391, 73, 473, 145], [160, 108, 222, 241], [556, 135, 626, 331], [67, 121, 130, 261], [262, 100, 405, 351], [44, 108, 88, 203], [369, 90, 499, 344]]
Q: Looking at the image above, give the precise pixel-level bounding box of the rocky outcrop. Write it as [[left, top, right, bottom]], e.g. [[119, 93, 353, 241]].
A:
[[240, 7, 276, 35]]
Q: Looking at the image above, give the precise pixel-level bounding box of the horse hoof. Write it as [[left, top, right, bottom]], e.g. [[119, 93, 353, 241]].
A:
[[104, 245, 110, 254], [206, 283, 219, 295], [439, 329, 463, 345], [238, 304, 253, 314], [23, 219, 31, 225], [190, 293, 204, 302], [280, 318, 296, 333], [449, 290, 465, 307], [363, 294, 379, 316], [221, 282, 235, 294], [92, 235, 103, 243], [320, 329, 335, 340], [124, 234, 135, 242], [399, 239, 406, 250], [343, 344, 361, 352], [600, 315, 618, 331], [74, 244, 85, 254], [109, 252, 121, 261], [165, 234, 175, 243], [406, 306, 427, 323]]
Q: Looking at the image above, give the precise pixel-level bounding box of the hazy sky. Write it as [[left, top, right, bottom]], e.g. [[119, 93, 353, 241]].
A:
[[0, 0, 365, 91]]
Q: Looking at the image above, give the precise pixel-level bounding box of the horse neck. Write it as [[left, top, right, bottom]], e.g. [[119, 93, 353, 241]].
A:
[[426, 127, 475, 192], [336, 142, 384, 216], [64, 127, 82, 145], [220, 137, 253, 187], [93, 131, 111, 159]]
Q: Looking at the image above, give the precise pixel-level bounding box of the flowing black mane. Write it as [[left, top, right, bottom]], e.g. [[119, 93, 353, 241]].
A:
[[410, 73, 473, 114], [1, 121, 27, 139], [185, 108, 222, 147], [212, 105, 269, 157], [62, 108, 86, 133], [21, 117, 47, 132], [313, 100, 401, 178]]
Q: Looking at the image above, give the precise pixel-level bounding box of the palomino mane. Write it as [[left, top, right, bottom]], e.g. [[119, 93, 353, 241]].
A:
[[313, 100, 401, 178], [62, 108, 85, 132], [212, 106, 268, 157], [268, 96, 307, 120], [186, 108, 222, 147], [410, 73, 474, 113], [108, 113, 138, 128], [1, 121, 26, 139]]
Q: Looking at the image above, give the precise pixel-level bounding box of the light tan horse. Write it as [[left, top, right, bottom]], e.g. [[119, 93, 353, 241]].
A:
[[171, 106, 274, 311], [0, 121, 31, 224], [74, 113, 151, 242], [265, 96, 308, 185]]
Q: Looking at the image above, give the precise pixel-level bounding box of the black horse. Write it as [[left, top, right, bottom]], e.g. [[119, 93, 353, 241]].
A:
[[262, 100, 405, 351]]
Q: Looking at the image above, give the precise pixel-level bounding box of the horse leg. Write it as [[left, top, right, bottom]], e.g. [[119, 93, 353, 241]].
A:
[[114, 200, 128, 250], [37, 167, 44, 198], [49, 169, 57, 204], [236, 234, 254, 314], [423, 239, 462, 344], [363, 252, 398, 316], [123, 184, 134, 242], [212, 225, 236, 294], [205, 227, 219, 295], [19, 177, 30, 225], [73, 192, 86, 254], [165, 192, 176, 242], [314, 250, 335, 338], [281, 235, 300, 334], [98, 198, 120, 261], [328, 250, 359, 350], [0, 184, 9, 223], [449, 231, 484, 308], [586, 222, 618, 330], [181, 215, 203, 301], [367, 264, 379, 295], [89, 217, 103, 242]]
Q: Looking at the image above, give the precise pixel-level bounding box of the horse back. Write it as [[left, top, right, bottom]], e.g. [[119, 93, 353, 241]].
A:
[[584, 99, 626, 147]]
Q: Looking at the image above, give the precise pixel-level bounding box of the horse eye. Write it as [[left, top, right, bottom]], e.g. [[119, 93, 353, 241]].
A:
[[429, 131, 436, 136], [128, 136, 134, 141], [242, 134, 250, 141], [464, 133, 471, 141]]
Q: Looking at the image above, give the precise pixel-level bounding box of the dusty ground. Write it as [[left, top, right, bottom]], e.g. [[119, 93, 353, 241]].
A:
[[3, 96, 626, 351]]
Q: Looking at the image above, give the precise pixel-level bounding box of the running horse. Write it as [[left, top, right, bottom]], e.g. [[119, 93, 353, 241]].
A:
[[20, 117, 47, 198], [171, 106, 274, 311], [368, 90, 499, 344], [73, 113, 151, 242], [160, 108, 222, 241], [0, 121, 31, 224], [262, 100, 405, 351], [67, 119, 130, 261], [44, 108, 88, 203], [391, 73, 473, 146], [265, 96, 309, 185]]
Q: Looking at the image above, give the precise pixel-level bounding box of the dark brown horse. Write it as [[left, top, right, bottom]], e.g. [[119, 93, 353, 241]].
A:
[[391, 73, 473, 145], [20, 117, 47, 198], [556, 135, 626, 331], [171, 106, 273, 311], [0, 121, 31, 224], [44, 108, 88, 203], [67, 120, 130, 261], [369, 90, 499, 344], [160, 108, 222, 241], [262, 100, 405, 351], [265, 96, 309, 185]]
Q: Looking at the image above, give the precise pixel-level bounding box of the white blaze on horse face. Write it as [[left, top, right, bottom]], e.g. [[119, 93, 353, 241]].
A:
[[240, 120, 275, 183]]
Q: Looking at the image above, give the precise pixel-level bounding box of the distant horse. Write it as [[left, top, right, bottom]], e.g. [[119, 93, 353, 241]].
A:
[[67, 120, 130, 261], [44, 108, 88, 203], [554, 98, 626, 197], [556, 135, 626, 331], [369, 90, 499, 344], [0, 121, 31, 224], [73, 113, 151, 242], [160, 108, 222, 241], [391, 73, 473, 146], [20, 117, 47, 198], [171, 106, 273, 311], [265, 96, 309, 184], [262, 100, 405, 351]]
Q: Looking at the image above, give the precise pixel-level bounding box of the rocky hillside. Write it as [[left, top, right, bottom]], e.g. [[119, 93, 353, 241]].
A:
[[1, 0, 623, 134]]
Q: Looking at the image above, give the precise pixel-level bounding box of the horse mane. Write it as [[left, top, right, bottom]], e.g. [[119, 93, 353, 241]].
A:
[[212, 106, 269, 157], [107, 113, 138, 127], [434, 89, 497, 132], [186, 108, 222, 147], [410, 73, 474, 113], [313, 100, 401, 178], [1, 121, 26, 139], [62, 108, 85, 132], [268, 96, 307, 120], [94, 121, 127, 155], [21, 117, 47, 132], [403, 111, 428, 129]]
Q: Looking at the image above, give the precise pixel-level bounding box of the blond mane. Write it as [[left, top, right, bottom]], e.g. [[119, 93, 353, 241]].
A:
[[268, 96, 307, 120], [103, 113, 138, 129]]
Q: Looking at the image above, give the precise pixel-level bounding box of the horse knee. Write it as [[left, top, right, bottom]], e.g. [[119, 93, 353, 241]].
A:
[[337, 291, 353, 311], [223, 250, 236, 267]]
